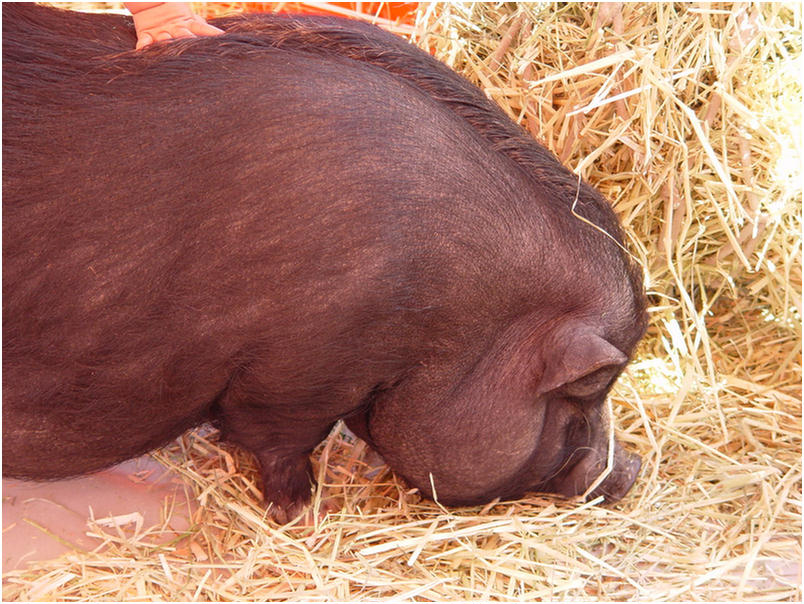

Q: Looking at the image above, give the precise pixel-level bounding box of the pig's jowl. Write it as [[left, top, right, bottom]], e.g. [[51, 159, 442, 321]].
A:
[[2, 4, 647, 519]]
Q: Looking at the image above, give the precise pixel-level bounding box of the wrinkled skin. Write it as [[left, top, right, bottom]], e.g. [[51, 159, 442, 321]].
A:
[[2, 5, 647, 520]]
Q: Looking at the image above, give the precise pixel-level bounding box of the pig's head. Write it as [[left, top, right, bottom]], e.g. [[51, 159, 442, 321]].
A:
[[346, 295, 646, 507], [337, 135, 649, 505]]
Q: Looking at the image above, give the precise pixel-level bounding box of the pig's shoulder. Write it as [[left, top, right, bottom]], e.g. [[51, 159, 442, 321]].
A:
[[218, 14, 625, 240], [216, 14, 558, 169], [209, 15, 620, 229]]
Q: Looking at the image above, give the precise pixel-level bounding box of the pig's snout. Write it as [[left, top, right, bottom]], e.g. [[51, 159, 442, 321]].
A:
[[551, 439, 641, 504], [588, 441, 642, 503]]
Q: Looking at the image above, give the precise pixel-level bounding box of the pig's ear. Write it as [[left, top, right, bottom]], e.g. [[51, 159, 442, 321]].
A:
[[537, 328, 627, 398]]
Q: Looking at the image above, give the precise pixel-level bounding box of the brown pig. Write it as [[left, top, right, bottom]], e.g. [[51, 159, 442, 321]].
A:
[[2, 4, 647, 519]]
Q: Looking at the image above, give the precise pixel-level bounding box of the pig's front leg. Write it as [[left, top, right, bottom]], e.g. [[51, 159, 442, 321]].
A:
[[213, 398, 335, 523], [253, 445, 321, 524]]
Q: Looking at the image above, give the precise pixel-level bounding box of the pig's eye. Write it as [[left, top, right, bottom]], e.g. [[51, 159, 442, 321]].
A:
[[563, 413, 591, 447], [562, 366, 619, 399]]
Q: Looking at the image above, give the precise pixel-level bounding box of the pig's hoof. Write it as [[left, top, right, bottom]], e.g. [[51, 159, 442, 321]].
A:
[[265, 496, 309, 525], [267, 497, 338, 526]]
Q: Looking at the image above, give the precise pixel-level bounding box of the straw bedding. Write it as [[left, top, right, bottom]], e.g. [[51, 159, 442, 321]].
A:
[[4, 2, 801, 601]]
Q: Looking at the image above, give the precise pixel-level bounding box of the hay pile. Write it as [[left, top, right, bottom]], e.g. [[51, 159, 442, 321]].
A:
[[4, 3, 801, 601]]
